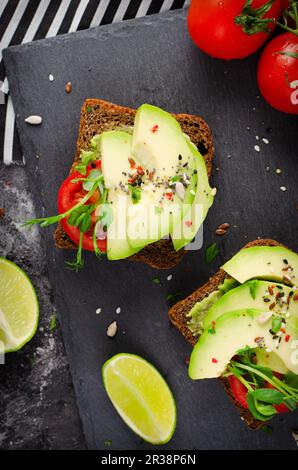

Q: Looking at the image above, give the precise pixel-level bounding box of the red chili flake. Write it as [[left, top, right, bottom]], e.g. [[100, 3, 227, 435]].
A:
[[184, 356, 190, 365], [136, 165, 145, 176], [151, 124, 158, 133], [165, 192, 173, 200], [285, 334, 291, 343], [185, 220, 192, 228], [280, 327, 286, 334], [128, 157, 136, 169], [212, 358, 218, 364], [128, 173, 138, 184]]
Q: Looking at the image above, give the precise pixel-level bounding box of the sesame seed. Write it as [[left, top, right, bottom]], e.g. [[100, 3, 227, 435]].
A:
[[96, 308, 101, 315], [254, 145, 260, 152], [167, 274, 173, 281], [115, 307, 121, 314], [262, 138, 269, 144], [255, 135, 259, 140], [275, 168, 282, 174], [266, 166, 270, 172], [280, 186, 287, 192], [49, 74, 54, 81]]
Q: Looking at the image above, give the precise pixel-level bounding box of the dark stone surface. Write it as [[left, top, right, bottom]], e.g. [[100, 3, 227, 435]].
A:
[[0, 164, 85, 449], [2, 10, 298, 449]]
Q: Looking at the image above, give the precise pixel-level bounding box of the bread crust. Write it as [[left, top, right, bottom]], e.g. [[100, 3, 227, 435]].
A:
[[168, 238, 289, 429], [54, 99, 214, 269]]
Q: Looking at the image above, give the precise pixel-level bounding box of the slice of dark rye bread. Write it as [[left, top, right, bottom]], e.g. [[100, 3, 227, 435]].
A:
[[54, 99, 214, 269], [168, 238, 290, 430]]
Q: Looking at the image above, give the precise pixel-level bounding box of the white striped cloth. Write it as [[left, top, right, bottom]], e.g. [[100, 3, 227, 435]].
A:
[[0, 0, 189, 165]]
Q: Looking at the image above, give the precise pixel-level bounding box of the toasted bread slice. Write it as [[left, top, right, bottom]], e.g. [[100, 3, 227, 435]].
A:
[[168, 238, 287, 429], [54, 99, 214, 269]]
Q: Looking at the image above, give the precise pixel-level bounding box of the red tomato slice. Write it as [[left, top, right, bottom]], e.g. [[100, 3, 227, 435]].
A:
[[187, 0, 282, 60], [58, 160, 107, 252], [228, 375, 249, 409], [257, 32, 298, 114]]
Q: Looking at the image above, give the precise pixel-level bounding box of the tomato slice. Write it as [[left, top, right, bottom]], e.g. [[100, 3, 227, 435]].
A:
[[228, 376, 249, 410], [57, 160, 107, 252]]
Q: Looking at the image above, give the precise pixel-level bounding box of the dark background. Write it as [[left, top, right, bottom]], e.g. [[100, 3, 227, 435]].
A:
[[3, 9, 298, 449]]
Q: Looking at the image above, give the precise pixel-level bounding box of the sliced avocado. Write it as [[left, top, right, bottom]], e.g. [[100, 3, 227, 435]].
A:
[[100, 131, 140, 260], [100, 131, 137, 189], [171, 139, 214, 251], [188, 308, 298, 379], [222, 246, 298, 285], [132, 104, 192, 175], [127, 186, 173, 249], [203, 280, 298, 330], [255, 349, 289, 375]]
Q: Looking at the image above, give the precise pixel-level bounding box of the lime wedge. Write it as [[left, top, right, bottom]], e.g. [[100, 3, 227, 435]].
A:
[[102, 353, 176, 445], [0, 258, 39, 353]]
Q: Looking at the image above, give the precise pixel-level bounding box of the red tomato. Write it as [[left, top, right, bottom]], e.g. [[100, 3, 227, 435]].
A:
[[187, 0, 282, 60], [228, 376, 249, 409], [258, 32, 298, 114], [58, 160, 107, 252]]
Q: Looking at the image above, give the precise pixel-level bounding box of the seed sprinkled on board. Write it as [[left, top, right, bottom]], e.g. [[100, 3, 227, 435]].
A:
[[65, 81, 72, 93], [107, 321, 117, 338], [280, 186, 287, 192], [49, 74, 54, 81], [115, 307, 121, 314], [167, 274, 173, 281], [96, 308, 102, 315], [25, 115, 42, 125], [254, 145, 260, 152]]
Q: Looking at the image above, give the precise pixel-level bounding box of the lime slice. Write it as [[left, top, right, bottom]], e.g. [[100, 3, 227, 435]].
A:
[[0, 258, 39, 353], [102, 353, 176, 445]]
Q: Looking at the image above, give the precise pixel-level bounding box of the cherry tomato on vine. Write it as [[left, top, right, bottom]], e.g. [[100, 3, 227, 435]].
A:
[[187, 0, 282, 60], [257, 32, 298, 114]]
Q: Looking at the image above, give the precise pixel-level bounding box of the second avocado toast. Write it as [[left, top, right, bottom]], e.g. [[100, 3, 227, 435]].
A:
[[169, 239, 298, 429]]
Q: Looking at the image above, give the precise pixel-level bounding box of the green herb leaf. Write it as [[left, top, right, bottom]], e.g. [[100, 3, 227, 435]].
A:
[[205, 242, 219, 263], [97, 202, 113, 229], [86, 105, 92, 113], [248, 280, 258, 300], [80, 212, 92, 233], [261, 425, 273, 434], [166, 292, 183, 305], [82, 169, 102, 191], [49, 314, 58, 332], [129, 185, 142, 204], [66, 232, 84, 272], [284, 371, 298, 389], [252, 388, 284, 405], [246, 393, 276, 421], [271, 315, 283, 334], [153, 277, 161, 285]]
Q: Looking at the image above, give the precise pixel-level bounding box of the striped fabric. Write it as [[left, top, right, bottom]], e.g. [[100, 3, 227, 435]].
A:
[[0, 0, 189, 165]]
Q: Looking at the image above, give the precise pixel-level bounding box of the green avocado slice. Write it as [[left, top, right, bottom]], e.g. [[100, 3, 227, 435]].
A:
[[222, 246, 298, 285], [188, 308, 298, 379], [202, 280, 298, 331]]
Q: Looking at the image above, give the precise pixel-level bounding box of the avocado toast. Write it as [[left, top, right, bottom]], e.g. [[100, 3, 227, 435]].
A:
[[27, 99, 215, 269], [169, 239, 298, 429]]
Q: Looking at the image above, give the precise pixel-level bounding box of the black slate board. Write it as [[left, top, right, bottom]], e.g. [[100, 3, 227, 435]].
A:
[[3, 10, 298, 450]]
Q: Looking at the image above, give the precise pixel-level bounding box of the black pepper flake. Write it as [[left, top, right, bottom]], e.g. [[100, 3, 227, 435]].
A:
[[91, 162, 96, 168], [178, 154, 182, 161], [193, 169, 197, 174], [263, 298, 270, 303], [283, 259, 288, 264]]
